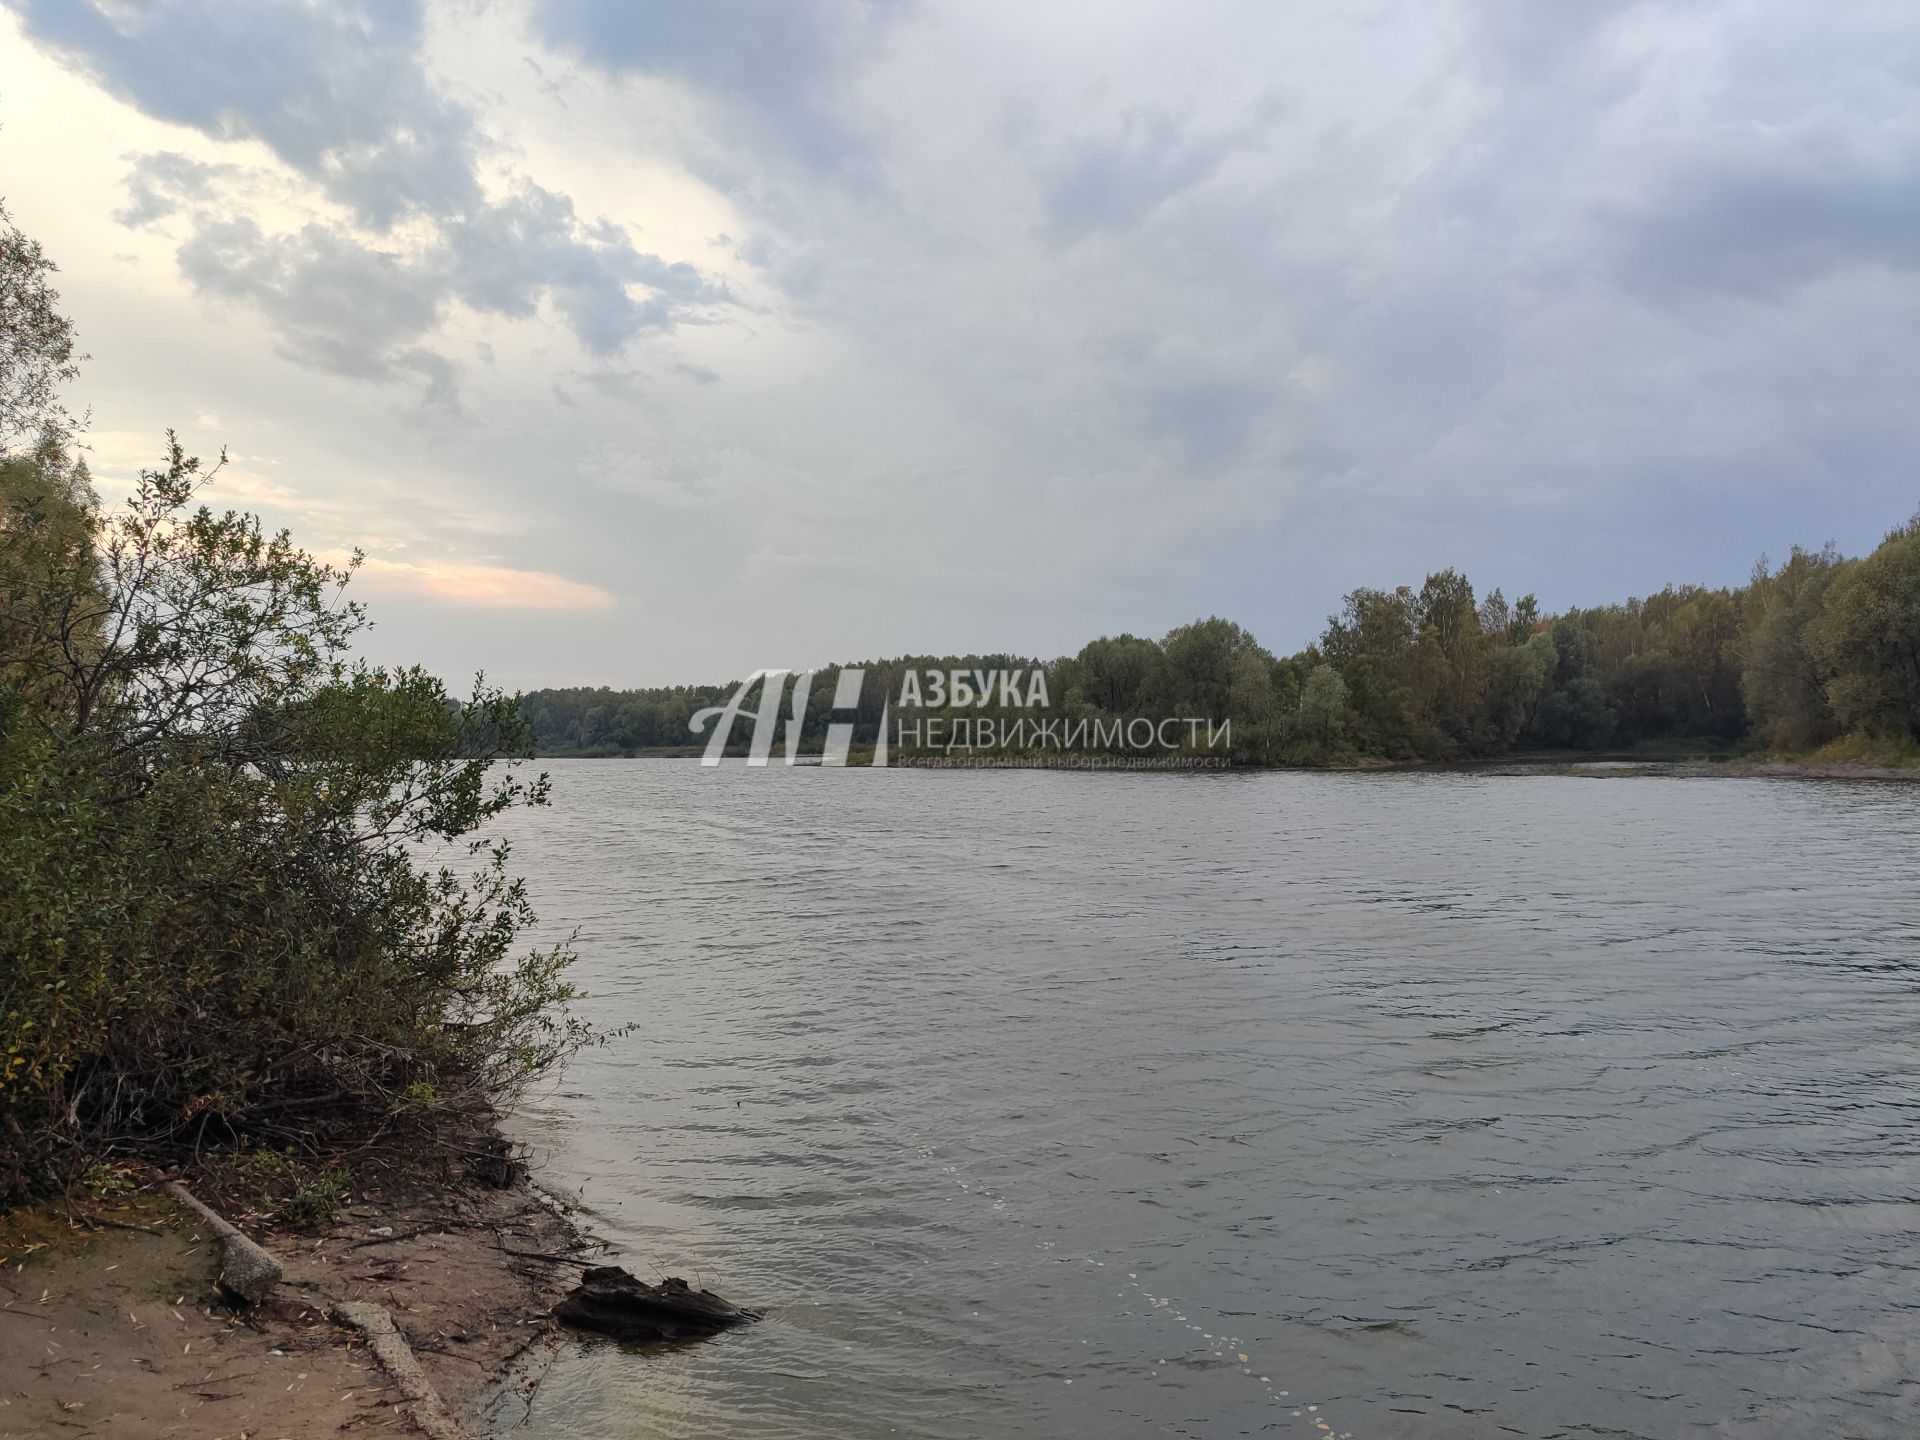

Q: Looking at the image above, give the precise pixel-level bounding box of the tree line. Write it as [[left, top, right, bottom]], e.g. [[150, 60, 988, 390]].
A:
[[523, 525, 1920, 766]]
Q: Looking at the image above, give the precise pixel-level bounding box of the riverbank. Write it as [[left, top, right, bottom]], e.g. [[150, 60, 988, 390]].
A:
[[0, 1144, 594, 1437], [529, 743, 1920, 779]]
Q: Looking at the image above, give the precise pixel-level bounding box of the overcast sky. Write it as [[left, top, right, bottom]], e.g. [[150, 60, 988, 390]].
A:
[[3, 1, 1916, 688]]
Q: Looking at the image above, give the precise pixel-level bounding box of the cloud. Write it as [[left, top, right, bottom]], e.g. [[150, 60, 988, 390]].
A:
[[114, 151, 235, 227], [1601, 117, 1920, 296], [350, 554, 617, 611], [528, 0, 903, 176], [444, 183, 730, 356], [154, 185, 731, 399], [397, 348, 463, 422], [1039, 99, 1281, 244], [12, 0, 1920, 688], [22, 0, 731, 391], [175, 218, 441, 379], [15, 0, 479, 228]]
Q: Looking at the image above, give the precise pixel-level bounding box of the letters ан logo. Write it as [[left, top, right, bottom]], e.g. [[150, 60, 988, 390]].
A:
[[689, 669, 886, 767]]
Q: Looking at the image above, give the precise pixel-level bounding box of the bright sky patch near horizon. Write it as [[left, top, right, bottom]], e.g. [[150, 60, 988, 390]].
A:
[[3, 0, 1916, 689]]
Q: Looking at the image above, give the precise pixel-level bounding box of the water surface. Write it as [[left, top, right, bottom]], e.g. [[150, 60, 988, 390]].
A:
[[495, 764, 1920, 1438]]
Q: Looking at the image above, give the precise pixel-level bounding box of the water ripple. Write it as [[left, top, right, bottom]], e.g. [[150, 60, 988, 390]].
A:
[[496, 765, 1920, 1439]]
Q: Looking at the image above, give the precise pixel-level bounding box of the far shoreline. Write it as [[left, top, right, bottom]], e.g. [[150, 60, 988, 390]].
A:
[[525, 747, 1920, 781]]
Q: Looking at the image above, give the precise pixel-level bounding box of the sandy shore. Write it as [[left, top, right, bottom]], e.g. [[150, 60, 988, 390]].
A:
[[1, 1165, 592, 1438]]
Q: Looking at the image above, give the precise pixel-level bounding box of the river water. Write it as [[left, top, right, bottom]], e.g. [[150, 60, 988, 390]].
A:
[[492, 762, 1920, 1439]]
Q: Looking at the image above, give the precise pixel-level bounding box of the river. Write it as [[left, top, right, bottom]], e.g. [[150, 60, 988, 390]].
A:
[[492, 762, 1920, 1439]]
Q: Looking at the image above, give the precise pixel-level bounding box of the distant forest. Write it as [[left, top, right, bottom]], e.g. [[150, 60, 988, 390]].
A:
[[520, 513, 1920, 766]]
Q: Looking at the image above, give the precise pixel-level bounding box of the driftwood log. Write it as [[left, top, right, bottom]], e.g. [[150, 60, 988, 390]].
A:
[[553, 1267, 759, 1342], [464, 1134, 523, 1189]]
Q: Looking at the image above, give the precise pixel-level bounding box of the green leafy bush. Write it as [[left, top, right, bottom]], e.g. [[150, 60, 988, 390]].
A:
[[1, 440, 585, 1201]]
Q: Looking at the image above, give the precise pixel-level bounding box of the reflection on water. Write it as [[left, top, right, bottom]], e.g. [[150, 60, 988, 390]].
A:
[[494, 764, 1920, 1439]]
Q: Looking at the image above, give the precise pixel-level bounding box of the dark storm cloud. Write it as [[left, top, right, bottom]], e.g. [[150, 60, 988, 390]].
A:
[[19, 0, 731, 379]]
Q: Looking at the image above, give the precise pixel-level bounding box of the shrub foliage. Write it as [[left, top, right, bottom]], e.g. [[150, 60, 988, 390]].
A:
[[1, 440, 583, 1200]]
